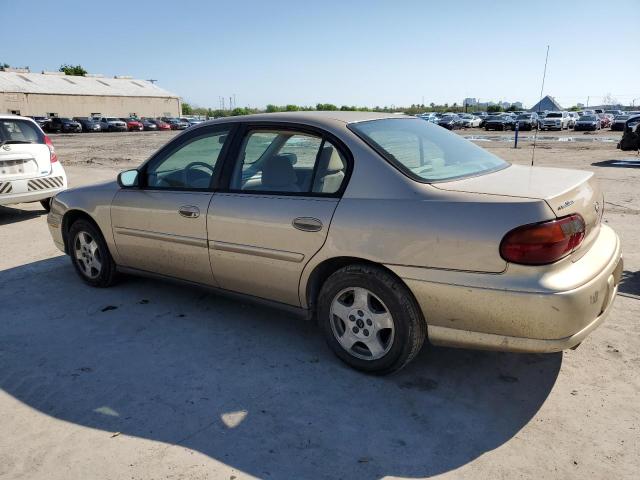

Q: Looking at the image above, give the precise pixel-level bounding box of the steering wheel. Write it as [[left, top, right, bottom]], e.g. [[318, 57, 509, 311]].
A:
[[183, 161, 215, 187]]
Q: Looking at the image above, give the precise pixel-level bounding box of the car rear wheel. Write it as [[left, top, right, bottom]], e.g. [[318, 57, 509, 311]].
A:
[[68, 219, 117, 287], [318, 264, 426, 374]]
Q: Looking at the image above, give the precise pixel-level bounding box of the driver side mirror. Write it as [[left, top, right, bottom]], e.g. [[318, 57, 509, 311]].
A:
[[117, 169, 139, 188]]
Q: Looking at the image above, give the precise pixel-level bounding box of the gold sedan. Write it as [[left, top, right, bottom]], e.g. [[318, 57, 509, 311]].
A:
[[47, 112, 623, 374]]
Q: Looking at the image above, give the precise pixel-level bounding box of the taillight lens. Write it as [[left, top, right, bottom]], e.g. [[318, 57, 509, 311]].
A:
[[44, 135, 58, 163], [500, 214, 586, 265]]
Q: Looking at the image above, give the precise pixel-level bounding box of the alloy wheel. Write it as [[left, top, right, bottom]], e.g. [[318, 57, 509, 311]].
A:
[[74, 231, 102, 279], [330, 287, 395, 360]]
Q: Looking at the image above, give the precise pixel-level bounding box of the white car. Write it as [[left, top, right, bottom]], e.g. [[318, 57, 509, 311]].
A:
[[540, 111, 571, 130], [0, 115, 67, 211]]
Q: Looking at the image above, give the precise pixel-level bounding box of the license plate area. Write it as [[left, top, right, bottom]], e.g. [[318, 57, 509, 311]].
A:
[[0, 158, 38, 178]]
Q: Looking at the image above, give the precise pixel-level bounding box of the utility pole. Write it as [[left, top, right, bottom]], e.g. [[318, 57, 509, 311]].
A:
[[233, 94, 237, 110], [586, 96, 590, 108]]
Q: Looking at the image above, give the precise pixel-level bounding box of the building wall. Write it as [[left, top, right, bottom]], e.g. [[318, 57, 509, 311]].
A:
[[0, 93, 181, 118]]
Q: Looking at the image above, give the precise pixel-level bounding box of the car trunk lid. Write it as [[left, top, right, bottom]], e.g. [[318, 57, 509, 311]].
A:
[[0, 143, 52, 181], [433, 164, 603, 260]]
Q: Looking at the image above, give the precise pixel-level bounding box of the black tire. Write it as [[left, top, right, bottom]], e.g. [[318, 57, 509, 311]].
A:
[[317, 264, 426, 374], [40, 198, 51, 212], [68, 219, 118, 287]]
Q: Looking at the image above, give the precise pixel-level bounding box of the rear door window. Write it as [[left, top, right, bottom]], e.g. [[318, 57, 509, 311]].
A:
[[0, 119, 43, 144]]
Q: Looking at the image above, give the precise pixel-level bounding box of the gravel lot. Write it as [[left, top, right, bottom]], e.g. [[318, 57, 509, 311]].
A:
[[1, 127, 638, 480]]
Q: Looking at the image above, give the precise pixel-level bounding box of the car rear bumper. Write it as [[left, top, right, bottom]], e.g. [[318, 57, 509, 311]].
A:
[[0, 165, 68, 206], [388, 224, 623, 353]]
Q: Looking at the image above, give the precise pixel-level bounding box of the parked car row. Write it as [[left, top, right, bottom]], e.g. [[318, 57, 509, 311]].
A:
[[417, 110, 640, 132], [28, 116, 206, 133]]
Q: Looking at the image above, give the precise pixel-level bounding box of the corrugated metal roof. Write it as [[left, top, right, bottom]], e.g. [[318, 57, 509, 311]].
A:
[[0, 71, 179, 98]]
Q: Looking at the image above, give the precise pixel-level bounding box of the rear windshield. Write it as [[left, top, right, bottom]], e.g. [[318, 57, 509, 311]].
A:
[[546, 112, 562, 118], [0, 119, 44, 144], [349, 118, 508, 182], [581, 116, 596, 121]]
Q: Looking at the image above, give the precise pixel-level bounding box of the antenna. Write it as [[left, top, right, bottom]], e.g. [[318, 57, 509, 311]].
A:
[[531, 45, 550, 167]]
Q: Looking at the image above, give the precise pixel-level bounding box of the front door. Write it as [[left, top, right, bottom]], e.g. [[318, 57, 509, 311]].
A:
[[208, 126, 349, 306], [111, 125, 234, 285]]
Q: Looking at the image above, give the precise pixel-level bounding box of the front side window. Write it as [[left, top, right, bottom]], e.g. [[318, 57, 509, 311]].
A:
[[350, 118, 508, 182], [230, 130, 347, 194], [146, 128, 230, 189]]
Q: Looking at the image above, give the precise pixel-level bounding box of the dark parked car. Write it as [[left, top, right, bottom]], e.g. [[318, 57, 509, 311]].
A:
[[485, 114, 515, 131], [29, 116, 51, 130], [617, 115, 640, 151], [140, 119, 159, 131], [73, 117, 102, 132], [574, 115, 601, 131], [515, 113, 539, 131], [437, 114, 464, 130], [611, 115, 630, 131], [47, 117, 82, 133]]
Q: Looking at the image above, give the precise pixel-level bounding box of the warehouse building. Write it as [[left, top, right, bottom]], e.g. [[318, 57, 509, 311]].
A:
[[0, 69, 181, 118]]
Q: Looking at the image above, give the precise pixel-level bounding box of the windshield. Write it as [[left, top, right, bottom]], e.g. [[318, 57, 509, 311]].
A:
[[615, 115, 629, 120], [349, 118, 508, 182], [60, 118, 73, 122], [516, 114, 531, 119], [546, 112, 562, 118], [580, 116, 596, 121], [0, 119, 44, 144], [106, 117, 119, 122]]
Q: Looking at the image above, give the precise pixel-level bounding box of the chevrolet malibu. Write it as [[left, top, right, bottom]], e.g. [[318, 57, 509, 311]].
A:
[[47, 112, 623, 374]]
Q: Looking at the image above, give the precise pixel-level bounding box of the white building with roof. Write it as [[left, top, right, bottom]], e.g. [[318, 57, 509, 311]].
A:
[[0, 69, 180, 118]]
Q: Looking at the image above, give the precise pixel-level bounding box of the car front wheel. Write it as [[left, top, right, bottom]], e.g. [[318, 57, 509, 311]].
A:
[[318, 264, 426, 374], [68, 219, 117, 287]]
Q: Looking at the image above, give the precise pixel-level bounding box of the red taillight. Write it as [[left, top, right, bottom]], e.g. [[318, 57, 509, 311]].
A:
[[44, 135, 58, 163], [500, 214, 586, 265]]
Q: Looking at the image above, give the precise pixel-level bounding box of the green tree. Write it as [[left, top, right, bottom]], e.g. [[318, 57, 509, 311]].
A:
[[487, 104, 503, 113], [265, 104, 281, 113], [181, 102, 193, 115], [316, 103, 337, 111], [59, 64, 87, 76], [285, 104, 299, 111]]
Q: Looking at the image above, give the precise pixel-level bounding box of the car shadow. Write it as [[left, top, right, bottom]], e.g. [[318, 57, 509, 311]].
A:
[[591, 159, 640, 168], [619, 270, 640, 297], [0, 205, 47, 225], [0, 257, 562, 479]]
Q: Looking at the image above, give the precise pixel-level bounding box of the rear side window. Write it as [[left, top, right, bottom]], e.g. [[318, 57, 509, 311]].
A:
[[0, 119, 43, 144], [350, 118, 508, 182], [230, 130, 347, 194]]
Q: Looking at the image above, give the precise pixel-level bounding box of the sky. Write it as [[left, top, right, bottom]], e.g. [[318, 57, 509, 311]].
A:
[[2, 0, 639, 109]]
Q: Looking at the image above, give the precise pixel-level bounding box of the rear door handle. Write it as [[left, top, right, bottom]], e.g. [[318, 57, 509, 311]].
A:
[[178, 205, 200, 218], [292, 217, 323, 232]]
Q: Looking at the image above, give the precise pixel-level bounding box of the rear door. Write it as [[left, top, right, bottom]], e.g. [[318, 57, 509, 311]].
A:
[[208, 124, 350, 306], [0, 118, 51, 183], [111, 124, 235, 285]]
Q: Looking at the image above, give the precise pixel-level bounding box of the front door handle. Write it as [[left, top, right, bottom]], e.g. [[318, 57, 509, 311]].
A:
[[292, 217, 322, 232], [178, 205, 200, 218]]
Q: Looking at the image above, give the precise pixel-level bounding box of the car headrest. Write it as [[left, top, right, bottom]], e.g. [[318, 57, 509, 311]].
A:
[[317, 146, 344, 173], [262, 155, 297, 187]]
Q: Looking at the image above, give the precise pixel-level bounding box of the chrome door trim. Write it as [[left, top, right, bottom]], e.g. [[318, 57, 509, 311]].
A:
[[114, 227, 208, 248], [209, 240, 304, 263]]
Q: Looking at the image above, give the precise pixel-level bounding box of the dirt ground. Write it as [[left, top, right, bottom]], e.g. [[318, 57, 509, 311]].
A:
[[0, 127, 638, 480]]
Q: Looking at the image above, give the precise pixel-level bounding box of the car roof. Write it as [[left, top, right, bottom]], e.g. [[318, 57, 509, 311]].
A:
[[200, 111, 407, 129]]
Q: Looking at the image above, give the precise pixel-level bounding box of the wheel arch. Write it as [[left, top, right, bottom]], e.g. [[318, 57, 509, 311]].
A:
[[61, 209, 102, 254], [304, 256, 420, 321]]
